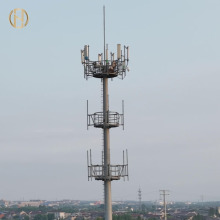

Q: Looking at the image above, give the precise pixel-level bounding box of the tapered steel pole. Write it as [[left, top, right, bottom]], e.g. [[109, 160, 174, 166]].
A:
[[102, 5, 112, 219], [81, 5, 129, 219], [103, 76, 112, 220]]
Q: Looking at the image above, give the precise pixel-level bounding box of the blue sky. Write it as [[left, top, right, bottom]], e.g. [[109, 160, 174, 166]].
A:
[[0, 0, 220, 202]]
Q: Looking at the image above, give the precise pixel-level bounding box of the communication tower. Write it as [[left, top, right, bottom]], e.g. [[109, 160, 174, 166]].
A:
[[138, 187, 142, 210], [81, 6, 129, 220]]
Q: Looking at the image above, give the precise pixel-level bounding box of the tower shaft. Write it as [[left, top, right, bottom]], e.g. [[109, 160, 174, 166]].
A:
[[103, 77, 112, 220]]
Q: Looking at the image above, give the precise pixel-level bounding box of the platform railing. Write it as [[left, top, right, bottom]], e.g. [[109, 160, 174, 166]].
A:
[[88, 111, 123, 128]]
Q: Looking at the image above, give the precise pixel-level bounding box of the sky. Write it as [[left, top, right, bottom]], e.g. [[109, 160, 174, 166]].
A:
[[0, 0, 220, 202]]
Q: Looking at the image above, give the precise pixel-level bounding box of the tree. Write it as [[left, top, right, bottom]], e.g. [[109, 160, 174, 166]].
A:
[[47, 214, 55, 220], [34, 214, 48, 220], [192, 214, 205, 220], [113, 214, 133, 220], [215, 207, 220, 217], [208, 207, 215, 216], [141, 204, 146, 212]]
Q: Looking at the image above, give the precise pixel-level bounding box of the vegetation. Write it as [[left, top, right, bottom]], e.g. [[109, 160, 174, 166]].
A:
[[34, 214, 48, 220], [112, 214, 133, 220], [208, 207, 220, 217], [1, 201, 220, 220], [192, 214, 205, 220]]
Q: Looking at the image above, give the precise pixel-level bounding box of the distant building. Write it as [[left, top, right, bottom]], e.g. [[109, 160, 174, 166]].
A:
[[54, 212, 65, 220], [0, 200, 9, 207], [18, 201, 44, 207], [65, 217, 76, 220]]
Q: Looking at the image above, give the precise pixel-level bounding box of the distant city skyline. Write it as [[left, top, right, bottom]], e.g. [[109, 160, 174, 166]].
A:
[[0, 0, 220, 202]]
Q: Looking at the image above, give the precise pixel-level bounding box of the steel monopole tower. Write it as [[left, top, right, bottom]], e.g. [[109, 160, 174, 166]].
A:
[[81, 7, 130, 220]]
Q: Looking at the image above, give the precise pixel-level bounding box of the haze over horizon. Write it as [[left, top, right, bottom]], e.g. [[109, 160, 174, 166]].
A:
[[0, 0, 220, 202]]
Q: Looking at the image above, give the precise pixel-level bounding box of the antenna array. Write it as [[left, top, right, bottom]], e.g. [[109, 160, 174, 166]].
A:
[[81, 44, 129, 80]]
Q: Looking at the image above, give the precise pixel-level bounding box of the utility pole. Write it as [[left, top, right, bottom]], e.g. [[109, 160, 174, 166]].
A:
[[159, 190, 169, 220], [81, 6, 129, 220]]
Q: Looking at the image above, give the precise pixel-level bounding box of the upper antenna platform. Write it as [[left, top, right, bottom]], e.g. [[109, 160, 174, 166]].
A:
[[81, 44, 129, 79], [81, 6, 129, 80]]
